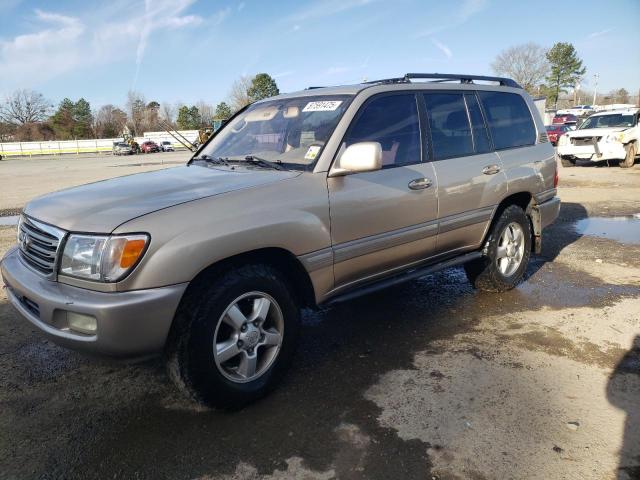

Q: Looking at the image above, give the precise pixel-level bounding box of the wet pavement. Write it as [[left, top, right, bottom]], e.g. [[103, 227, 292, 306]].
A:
[[1, 195, 639, 479], [573, 215, 640, 245], [0, 215, 18, 226]]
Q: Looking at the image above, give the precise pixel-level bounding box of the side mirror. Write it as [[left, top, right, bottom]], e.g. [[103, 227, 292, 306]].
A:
[[331, 142, 382, 176]]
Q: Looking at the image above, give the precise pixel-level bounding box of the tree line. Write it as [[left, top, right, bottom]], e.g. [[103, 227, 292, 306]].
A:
[[491, 41, 636, 108], [0, 73, 279, 142]]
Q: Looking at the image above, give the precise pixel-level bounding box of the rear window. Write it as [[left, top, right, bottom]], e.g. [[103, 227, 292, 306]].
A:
[[478, 92, 536, 149]]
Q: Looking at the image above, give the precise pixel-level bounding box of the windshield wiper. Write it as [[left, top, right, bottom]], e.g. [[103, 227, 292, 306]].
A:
[[191, 154, 229, 166], [228, 155, 287, 171]]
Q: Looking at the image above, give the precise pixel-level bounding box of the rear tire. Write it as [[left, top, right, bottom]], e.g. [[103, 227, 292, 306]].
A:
[[620, 143, 636, 169], [560, 156, 576, 168], [166, 264, 300, 409], [464, 205, 532, 292]]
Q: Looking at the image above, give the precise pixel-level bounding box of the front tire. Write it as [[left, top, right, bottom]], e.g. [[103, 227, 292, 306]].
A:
[[620, 143, 636, 168], [560, 156, 576, 168], [464, 205, 532, 292], [166, 264, 300, 409]]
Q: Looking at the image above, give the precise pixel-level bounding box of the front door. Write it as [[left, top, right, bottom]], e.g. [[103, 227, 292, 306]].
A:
[[327, 93, 438, 290]]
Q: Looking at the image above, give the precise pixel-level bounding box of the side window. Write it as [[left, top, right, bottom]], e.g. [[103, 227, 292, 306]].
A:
[[478, 92, 536, 150], [344, 94, 421, 168], [464, 93, 492, 154], [423, 93, 473, 160]]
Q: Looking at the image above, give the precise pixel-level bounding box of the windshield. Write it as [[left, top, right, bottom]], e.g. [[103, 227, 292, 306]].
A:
[[580, 114, 636, 129], [197, 95, 352, 170]]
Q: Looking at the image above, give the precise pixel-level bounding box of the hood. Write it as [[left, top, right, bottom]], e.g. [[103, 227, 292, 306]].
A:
[[24, 165, 300, 233], [566, 127, 627, 137]]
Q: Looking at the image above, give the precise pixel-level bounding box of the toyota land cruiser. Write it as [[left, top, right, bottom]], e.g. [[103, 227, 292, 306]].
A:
[[1, 73, 560, 408]]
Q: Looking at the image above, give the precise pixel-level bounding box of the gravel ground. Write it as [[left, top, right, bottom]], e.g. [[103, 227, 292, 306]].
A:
[[0, 156, 639, 480]]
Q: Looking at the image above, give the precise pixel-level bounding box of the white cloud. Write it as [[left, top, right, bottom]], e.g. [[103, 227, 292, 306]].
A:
[[288, 0, 378, 22], [325, 66, 351, 75], [238, 1, 245, 11], [0, 1, 225, 94], [432, 38, 452, 58], [293, 24, 301, 31], [588, 28, 612, 39], [132, 0, 207, 88], [0, 9, 85, 88], [211, 7, 232, 25], [273, 70, 295, 78], [416, 0, 488, 37]]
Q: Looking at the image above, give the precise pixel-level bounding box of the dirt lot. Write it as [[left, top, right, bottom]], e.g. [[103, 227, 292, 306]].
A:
[[0, 155, 639, 480], [0, 151, 186, 215]]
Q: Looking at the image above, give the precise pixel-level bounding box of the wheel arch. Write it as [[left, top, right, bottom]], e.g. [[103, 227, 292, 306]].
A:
[[182, 247, 317, 310], [483, 191, 536, 252]]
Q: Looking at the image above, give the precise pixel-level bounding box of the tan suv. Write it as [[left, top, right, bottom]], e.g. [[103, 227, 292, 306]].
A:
[[1, 73, 560, 408]]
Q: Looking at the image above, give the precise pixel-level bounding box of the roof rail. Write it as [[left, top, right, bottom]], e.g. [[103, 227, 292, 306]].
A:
[[403, 73, 522, 88]]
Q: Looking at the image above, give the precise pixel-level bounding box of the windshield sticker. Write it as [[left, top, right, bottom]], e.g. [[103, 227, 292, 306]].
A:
[[302, 101, 342, 112], [304, 145, 322, 160]]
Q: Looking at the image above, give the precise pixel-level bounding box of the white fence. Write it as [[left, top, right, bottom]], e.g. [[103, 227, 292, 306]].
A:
[[0, 130, 200, 158]]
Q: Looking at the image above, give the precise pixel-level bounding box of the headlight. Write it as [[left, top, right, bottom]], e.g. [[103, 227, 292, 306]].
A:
[[60, 234, 149, 282], [605, 133, 624, 143], [558, 135, 569, 146]]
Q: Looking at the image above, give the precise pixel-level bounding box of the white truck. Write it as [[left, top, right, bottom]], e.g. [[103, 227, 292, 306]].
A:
[[556, 105, 595, 117], [557, 108, 639, 168]]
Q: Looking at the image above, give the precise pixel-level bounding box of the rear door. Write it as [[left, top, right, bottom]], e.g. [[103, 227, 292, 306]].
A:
[[422, 91, 507, 256], [327, 92, 438, 289]]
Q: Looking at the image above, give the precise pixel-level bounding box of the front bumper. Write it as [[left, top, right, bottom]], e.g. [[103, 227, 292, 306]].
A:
[[557, 141, 626, 161], [1, 247, 187, 357]]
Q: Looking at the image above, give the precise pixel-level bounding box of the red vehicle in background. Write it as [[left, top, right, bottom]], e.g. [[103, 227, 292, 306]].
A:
[[140, 141, 160, 153], [552, 113, 578, 125], [545, 124, 573, 146]]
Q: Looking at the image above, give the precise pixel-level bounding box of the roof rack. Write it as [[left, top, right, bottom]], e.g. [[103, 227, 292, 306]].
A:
[[404, 73, 521, 88], [362, 73, 522, 89], [306, 73, 522, 91]]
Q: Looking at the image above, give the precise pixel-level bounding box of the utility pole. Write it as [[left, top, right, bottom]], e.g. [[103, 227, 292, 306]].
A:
[[592, 73, 599, 106]]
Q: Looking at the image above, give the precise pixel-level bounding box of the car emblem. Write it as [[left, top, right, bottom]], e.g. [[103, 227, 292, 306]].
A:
[[20, 234, 31, 251]]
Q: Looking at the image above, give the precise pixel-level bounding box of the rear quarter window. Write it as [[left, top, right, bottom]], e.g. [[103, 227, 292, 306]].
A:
[[478, 92, 536, 150]]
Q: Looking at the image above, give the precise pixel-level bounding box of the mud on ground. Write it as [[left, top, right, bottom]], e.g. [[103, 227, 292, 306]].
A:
[[0, 159, 639, 479]]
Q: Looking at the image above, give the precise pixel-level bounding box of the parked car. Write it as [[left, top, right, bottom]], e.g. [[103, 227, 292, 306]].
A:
[[140, 141, 160, 153], [160, 141, 174, 152], [545, 124, 573, 146], [557, 108, 639, 168], [552, 113, 578, 125], [112, 142, 133, 155], [557, 105, 595, 117], [1, 73, 560, 408]]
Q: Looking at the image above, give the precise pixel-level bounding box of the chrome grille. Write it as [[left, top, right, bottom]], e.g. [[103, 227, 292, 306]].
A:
[[18, 216, 65, 278]]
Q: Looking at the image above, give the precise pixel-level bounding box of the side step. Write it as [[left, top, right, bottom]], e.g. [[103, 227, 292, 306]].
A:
[[326, 251, 483, 305]]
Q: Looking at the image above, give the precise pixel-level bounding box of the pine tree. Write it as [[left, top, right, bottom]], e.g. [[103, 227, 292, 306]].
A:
[[214, 101, 233, 120], [247, 73, 279, 102], [546, 43, 586, 108]]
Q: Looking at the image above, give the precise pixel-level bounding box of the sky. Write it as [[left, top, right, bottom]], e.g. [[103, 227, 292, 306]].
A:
[[0, 0, 639, 110]]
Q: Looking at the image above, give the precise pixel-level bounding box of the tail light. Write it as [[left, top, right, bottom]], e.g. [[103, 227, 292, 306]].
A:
[[554, 161, 559, 188]]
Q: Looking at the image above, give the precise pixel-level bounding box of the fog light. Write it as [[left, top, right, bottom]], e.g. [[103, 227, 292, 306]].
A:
[[67, 312, 97, 335]]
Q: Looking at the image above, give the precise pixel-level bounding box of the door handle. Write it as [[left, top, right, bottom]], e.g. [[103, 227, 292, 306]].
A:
[[408, 178, 432, 190], [482, 164, 501, 175]]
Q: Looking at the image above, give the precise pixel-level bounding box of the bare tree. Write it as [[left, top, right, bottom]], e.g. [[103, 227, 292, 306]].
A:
[[94, 104, 128, 138], [0, 89, 52, 125], [126, 90, 146, 136], [491, 43, 549, 94], [229, 76, 254, 111], [160, 102, 176, 125], [196, 100, 214, 127]]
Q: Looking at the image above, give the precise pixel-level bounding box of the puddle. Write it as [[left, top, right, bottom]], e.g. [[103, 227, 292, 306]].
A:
[[573, 215, 640, 244], [0, 215, 19, 226]]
